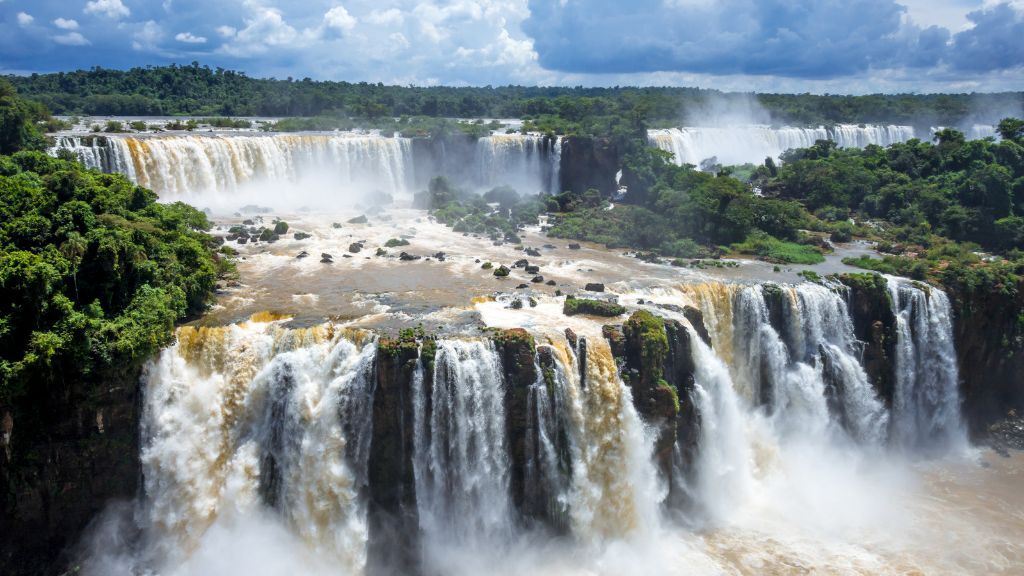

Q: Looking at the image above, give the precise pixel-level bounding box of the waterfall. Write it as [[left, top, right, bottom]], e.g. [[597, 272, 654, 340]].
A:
[[692, 282, 887, 444], [647, 124, 917, 167], [138, 319, 376, 572], [886, 278, 966, 452], [51, 133, 415, 198], [475, 134, 561, 194], [414, 339, 513, 540]]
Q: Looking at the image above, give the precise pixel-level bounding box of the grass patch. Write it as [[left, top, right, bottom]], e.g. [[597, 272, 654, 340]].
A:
[[731, 233, 825, 264]]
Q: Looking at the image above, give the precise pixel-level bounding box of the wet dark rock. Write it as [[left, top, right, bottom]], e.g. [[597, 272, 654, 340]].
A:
[[525, 248, 541, 257], [433, 252, 446, 261], [565, 328, 578, 349], [531, 275, 544, 283], [585, 283, 605, 292], [509, 299, 524, 310], [546, 280, 557, 286], [342, 254, 353, 258], [525, 265, 540, 275], [349, 243, 363, 254], [494, 265, 511, 277], [513, 259, 529, 268], [376, 248, 387, 257], [332, 222, 342, 229], [516, 283, 529, 289], [293, 232, 311, 240], [237, 236, 248, 244], [296, 251, 309, 259], [568, 243, 581, 250], [399, 252, 421, 261], [543, 244, 556, 249], [348, 215, 368, 224]]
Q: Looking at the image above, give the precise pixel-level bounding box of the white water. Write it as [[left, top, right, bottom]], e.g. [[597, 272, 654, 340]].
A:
[[475, 134, 562, 194], [51, 132, 563, 199], [414, 339, 513, 541], [886, 277, 967, 453], [53, 134, 415, 199], [79, 275, 993, 575], [647, 124, 917, 166]]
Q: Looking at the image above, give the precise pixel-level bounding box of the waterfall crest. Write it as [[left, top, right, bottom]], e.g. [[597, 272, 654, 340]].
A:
[[647, 124, 917, 166], [52, 133, 415, 198]]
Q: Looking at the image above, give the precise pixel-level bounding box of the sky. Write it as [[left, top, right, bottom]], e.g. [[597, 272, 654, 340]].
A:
[[0, 0, 1022, 93]]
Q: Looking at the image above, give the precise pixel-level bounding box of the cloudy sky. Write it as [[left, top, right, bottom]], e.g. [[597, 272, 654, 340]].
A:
[[0, 0, 1022, 93]]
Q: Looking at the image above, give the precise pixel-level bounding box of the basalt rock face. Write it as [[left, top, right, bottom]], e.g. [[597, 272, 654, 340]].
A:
[[607, 310, 708, 498], [947, 279, 1024, 437], [838, 274, 897, 405], [558, 136, 620, 195], [493, 329, 538, 524], [367, 336, 423, 575], [0, 369, 141, 576]]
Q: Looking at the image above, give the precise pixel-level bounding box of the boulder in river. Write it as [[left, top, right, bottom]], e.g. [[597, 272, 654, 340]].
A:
[[585, 283, 605, 292]]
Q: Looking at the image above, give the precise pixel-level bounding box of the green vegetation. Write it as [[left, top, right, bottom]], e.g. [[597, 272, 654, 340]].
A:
[[9, 64, 1021, 131], [419, 177, 544, 242], [0, 80, 49, 154], [563, 296, 626, 317], [730, 232, 826, 264], [384, 238, 410, 248], [0, 151, 230, 404], [624, 310, 668, 382]]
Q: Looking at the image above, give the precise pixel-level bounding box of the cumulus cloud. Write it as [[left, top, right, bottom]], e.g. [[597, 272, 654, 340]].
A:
[[366, 8, 404, 27], [324, 6, 356, 33], [522, 0, 1024, 78], [175, 32, 207, 44], [53, 18, 79, 30], [947, 3, 1024, 71], [54, 32, 91, 46], [219, 4, 301, 57], [216, 25, 237, 38], [84, 0, 130, 19], [132, 20, 164, 52], [16, 12, 33, 27]]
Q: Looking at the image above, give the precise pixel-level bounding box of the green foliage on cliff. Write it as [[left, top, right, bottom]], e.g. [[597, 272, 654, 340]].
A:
[[625, 311, 669, 383], [422, 177, 544, 241], [0, 151, 229, 404]]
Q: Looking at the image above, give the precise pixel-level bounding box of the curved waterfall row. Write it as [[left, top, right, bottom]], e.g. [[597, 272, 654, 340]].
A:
[[51, 132, 563, 199], [121, 278, 965, 573], [647, 124, 918, 166], [52, 134, 416, 199]]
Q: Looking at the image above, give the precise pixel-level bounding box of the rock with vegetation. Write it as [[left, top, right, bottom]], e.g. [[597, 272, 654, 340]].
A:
[[563, 295, 625, 317]]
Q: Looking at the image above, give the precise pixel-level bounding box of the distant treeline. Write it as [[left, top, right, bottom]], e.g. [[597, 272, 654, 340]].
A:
[[7, 63, 1023, 127]]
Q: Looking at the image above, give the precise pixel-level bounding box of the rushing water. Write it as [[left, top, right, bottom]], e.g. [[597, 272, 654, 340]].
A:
[[51, 132, 562, 199], [74, 267, 1008, 576], [647, 124, 918, 166]]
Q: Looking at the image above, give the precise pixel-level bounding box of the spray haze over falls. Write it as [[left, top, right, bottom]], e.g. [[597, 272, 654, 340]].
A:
[[51, 124, 1022, 575]]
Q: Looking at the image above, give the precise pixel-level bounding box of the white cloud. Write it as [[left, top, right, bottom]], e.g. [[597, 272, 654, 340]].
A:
[[131, 20, 164, 51], [324, 6, 356, 32], [216, 25, 237, 38], [53, 18, 79, 30], [54, 32, 91, 46], [219, 5, 299, 57], [16, 12, 33, 27], [84, 0, 130, 19], [175, 31, 207, 44], [366, 8, 404, 26]]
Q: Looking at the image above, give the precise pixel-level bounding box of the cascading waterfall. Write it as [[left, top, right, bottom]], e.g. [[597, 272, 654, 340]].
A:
[[414, 339, 513, 540], [886, 277, 966, 452], [90, 272, 978, 574], [137, 318, 376, 573], [475, 134, 561, 194], [51, 133, 415, 198], [647, 124, 917, 167]]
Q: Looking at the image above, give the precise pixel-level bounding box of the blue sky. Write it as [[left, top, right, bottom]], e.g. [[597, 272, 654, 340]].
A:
[[0, 0, 1022, 93]]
